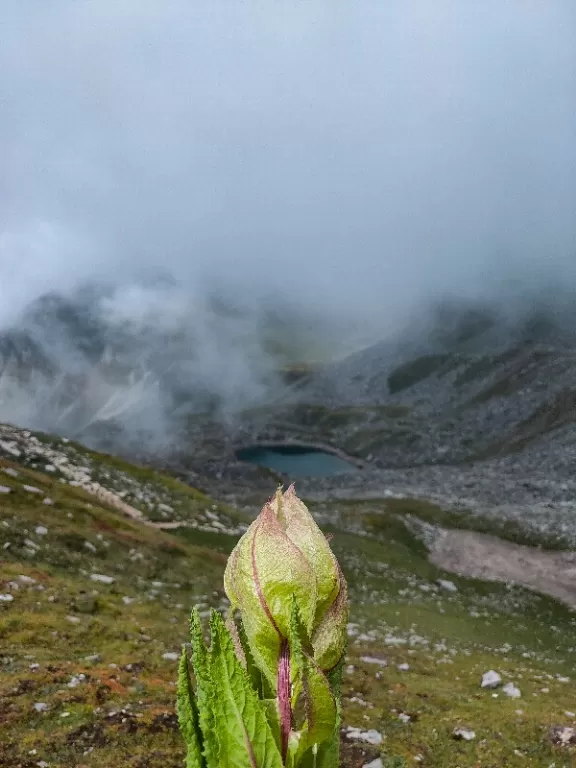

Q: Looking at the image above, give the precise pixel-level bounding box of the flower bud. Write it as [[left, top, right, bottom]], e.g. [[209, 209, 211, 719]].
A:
[[224, 484, 348, 683]]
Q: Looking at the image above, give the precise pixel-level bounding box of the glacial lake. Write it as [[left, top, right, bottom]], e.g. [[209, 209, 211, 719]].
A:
[[236, 444, 358, 477]]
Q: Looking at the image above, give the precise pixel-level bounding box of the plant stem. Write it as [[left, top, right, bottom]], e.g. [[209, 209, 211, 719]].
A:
[[278, 639, 292, 763]]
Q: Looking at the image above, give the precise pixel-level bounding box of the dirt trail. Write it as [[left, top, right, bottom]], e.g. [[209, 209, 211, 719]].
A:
[[430, 529, 576, 610]]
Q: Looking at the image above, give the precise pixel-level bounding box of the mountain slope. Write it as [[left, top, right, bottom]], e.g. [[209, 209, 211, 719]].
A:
[[1, 426, 576, 767]]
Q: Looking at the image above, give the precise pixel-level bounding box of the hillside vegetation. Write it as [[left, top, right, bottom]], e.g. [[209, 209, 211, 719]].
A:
[[1, 427, 576, 767]]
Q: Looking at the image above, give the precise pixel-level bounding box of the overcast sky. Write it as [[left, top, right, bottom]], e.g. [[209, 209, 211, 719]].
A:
[[1, 1, 575, 333]]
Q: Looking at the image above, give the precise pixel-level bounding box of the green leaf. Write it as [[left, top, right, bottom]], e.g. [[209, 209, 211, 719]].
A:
[[177, 647, 206, 768], [208, 611, 284, 768], [190, 609, 219, 768], [288, 602, 338, 767], [309, 660, 344, 768], [237, 616, 268, 699], [294, 655, 337, 764]]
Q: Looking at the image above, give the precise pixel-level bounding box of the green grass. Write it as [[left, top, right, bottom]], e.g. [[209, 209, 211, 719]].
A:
[[387, 355, 459, 395], [1, 448, 576, 766]]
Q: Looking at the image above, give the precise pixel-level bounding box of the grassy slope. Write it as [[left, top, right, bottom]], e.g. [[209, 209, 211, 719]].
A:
[[1, 447, 575, 767]]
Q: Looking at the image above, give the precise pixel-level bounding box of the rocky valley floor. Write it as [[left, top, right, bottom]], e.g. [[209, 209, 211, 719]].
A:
[[1, 424, 576, 767]]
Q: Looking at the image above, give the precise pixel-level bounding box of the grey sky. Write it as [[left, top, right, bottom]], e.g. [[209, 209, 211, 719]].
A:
[[1, 1, 575, 332]]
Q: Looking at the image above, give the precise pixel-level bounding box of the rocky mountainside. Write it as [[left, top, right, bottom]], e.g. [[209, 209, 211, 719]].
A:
[[1, 423, 576, 767], [3, 298, 576, 765]]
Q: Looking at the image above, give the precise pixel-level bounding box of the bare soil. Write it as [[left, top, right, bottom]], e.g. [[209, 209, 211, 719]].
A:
[[430, 528, 576, 609]]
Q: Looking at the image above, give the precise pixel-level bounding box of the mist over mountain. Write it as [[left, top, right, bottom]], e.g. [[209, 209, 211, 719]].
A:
[[0, 278, 361, 451], [1, 1, 575, 456]]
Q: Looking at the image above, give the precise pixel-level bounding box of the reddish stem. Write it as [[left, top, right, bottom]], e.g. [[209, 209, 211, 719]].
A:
[[277, 639, 292, 762]]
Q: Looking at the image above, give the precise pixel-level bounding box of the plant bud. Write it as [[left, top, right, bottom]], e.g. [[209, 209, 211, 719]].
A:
[[224, 484, 348, 683]]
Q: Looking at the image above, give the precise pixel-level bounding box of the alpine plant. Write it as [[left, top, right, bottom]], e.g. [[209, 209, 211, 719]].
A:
[[177, 484, 348, 767]]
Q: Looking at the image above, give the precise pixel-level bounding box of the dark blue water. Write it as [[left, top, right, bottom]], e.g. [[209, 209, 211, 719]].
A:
[[236, 445, 357, 477]]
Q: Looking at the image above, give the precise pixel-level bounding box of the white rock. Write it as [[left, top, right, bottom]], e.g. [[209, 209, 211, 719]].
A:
[[437, 579, 458, 592], [66, 615, 81, 624], [35, 526, 48, 536], [23, 485, 42, 494], [398, 712, 411, 723], [360, 656, 387, 666], [18, 575, 36, 584], [363, 760, 383, 768], [3, 468, 19, 477], [503, 682, 521, 698], [43, 498, 54, 506], [90, 574, 115, 585], [0, 594, 14, 602], [162, 652, 179, 661], [397, 663, 410, 671], [553, 726, 576, 745], [67, 674, 86, 688], [0, 485, 12, 493], [122, 596, 135, 605], [453, 727, 476, 741], [84, 541, 97, 553], [481, 670, 502, 689], [345, 727, 383, 745], [33, 702, 48, 712]]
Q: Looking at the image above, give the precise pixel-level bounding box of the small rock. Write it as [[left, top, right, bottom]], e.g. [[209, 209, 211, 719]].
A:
[[23, 485, 42, 494], [67, 674, 86, 688], [35, 526, 48, 536], [437, 579, 458, 592], [481, 670, 502, 689], [503, 682, 521, 698], [3, 468, 19, 477], [162, 652, 179, 661], [0, 594, 14, 602], [549, 725, 576, 746], [0, 485, 12, 493], [90, 574, 115, 585], [66, 615, 81, 624], [33, 702, 48, 712], [360, 656, 387, 667], [453, 727, 476, 741], [363, 760, 383, 768], [344, 727, 383, 746], [18, 575, 36, 584], [397, 663, 410, 671], [43, 498, 54, 506], [84, 541, 97, 553]]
